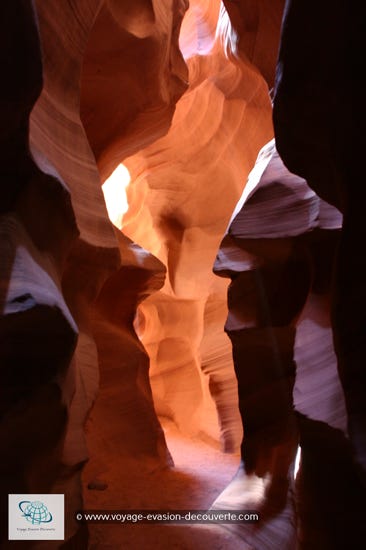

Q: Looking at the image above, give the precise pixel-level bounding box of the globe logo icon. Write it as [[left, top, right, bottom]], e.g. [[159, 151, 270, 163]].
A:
[[19, 501, 53, 524]]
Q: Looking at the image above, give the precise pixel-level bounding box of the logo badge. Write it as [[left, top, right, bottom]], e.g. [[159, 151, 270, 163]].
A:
[[19, 500, 53, 524], [8, 494, 64, 540]]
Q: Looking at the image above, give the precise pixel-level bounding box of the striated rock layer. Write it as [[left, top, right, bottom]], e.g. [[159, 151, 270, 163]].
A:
[[1, 1, 188, 547], [81, 0, 190, 181], [274, 1, 366, 547], [89, 232, 170, 467], [0, 2, 78, 544], [110, 0, 281, 453], [222, 0, 285, 88], [212, 139, 357, 548], [5, 0, 355, 548]]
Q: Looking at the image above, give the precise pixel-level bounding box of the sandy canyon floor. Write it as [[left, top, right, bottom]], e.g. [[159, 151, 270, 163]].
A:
[[83, 418, 245, 549]]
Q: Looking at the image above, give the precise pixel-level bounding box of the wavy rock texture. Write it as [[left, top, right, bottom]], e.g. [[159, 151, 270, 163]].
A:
[[81, 0, 190, 180], [222, 0, 285, 87], [6, 0, 356, 548], [89, 233, 170, 467], [28, 1, 121, 544], [0, 3, 78, 544], [212, 140, 354, 548], [1, 1, 186, 547], [274, 1, 366, 547], [0, 177, 78, 547], [107, 0, 283, 456]]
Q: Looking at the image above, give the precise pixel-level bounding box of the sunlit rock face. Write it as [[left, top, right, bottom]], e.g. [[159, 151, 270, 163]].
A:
[[1, 1, 185, 547], [81, 0, 189, 180], [90, 232, 170, 464], [104, 0, 283, 452], [2, 0, 364, 548]]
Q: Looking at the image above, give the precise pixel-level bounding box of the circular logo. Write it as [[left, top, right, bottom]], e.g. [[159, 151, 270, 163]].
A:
[[19, 501, 53, 524]]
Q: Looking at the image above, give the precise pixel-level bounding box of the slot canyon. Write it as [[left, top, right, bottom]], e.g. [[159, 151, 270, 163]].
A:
[[1, 1, 365, 549]]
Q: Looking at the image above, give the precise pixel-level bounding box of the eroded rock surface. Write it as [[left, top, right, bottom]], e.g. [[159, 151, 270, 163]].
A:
[[3, 0, 359, 548], [118, 0, 276, 452], [1, 1, 183, 547], [274, 2, 366, 547], [81, 0, 189, 180], [213, 139, 356, 548], [0, 3, 78, 544]]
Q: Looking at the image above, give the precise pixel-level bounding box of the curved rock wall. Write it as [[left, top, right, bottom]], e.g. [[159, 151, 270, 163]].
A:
[[81, 0, 189, 180], [222, 0, 285, 87], [1, 1, 186, 546], [212, 131, 365, 549], [113, 0, 278, 450], [0, 2, 78, 544], [5, 0, 356, 548], [274, 1, 366, 546]]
